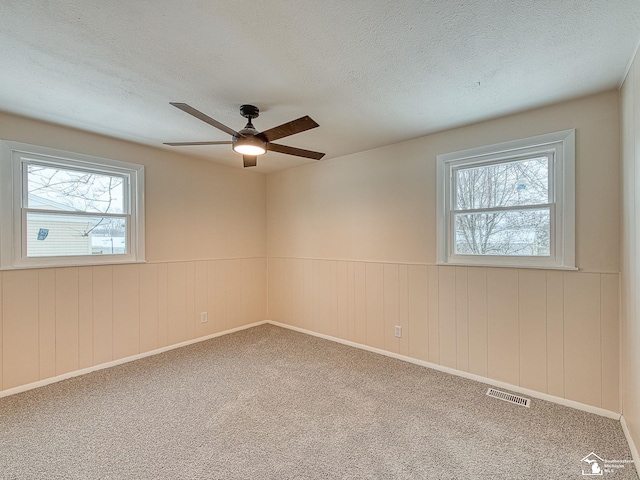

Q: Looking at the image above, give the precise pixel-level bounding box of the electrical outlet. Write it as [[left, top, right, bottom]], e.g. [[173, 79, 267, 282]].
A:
[[394, 325, 402, 338], [200, 312, 208, 323]]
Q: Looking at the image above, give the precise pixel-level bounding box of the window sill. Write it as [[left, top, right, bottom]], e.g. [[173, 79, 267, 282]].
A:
[[436, 261, 578, 271], [1, 258, 147, 271]]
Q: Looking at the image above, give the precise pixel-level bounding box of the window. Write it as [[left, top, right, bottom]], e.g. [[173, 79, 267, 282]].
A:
[[436, 130, 575, 269], [0, 140, 145, 269]]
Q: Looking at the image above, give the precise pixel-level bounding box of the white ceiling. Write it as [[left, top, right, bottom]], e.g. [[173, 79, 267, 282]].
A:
[[1, 1, 639, 173]]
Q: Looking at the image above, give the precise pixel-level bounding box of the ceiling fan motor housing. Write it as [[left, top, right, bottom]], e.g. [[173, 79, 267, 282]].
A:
[[233, 105, 267, 154], [232, 123, 266, 156]]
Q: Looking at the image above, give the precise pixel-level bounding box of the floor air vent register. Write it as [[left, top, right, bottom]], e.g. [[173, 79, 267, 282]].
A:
[[486, 388, 531, 407]]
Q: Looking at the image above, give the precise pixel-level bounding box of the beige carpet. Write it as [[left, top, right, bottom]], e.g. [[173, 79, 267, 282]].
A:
[[0, 324, 635, 479]]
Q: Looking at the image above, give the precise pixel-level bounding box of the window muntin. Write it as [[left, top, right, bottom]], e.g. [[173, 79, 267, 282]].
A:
[[0, 140, 145, 269], [436, 130, 575, 269]]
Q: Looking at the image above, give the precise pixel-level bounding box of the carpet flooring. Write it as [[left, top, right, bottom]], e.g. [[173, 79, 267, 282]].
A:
[[0, 324, 635, 479]]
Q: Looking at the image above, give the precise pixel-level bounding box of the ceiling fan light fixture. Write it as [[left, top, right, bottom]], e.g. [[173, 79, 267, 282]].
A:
[[233, 140, 266, 156]]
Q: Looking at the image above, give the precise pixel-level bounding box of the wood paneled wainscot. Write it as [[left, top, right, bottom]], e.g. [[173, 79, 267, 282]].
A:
[[268, 258, 620, 413], [0, 258, 267, 392]]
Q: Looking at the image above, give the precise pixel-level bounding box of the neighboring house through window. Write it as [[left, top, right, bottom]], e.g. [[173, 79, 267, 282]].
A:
[[436, 130, 575, 269], [0, 140, 145, 269]]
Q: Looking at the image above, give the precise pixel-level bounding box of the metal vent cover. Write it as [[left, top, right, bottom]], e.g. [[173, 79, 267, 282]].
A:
[[486, 388, 531, 407]]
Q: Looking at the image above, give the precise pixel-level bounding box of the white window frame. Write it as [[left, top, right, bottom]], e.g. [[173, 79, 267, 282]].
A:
[[0, 140, 145, 269], [436, 130, 575, 270]]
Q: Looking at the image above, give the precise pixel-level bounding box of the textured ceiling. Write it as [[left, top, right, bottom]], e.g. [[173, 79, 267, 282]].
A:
[[1, 1, 639, 173]]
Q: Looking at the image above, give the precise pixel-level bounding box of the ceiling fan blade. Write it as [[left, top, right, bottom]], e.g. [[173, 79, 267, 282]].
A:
[[243, 155, 257, 168], [170, 102, 240, 137], [267, 143, 325, 160], [260, 116, 319, 142], [163, 141, 232, 146]]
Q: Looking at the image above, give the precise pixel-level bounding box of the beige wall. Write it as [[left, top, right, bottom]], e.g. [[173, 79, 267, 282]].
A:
[[621, 48, 640, 457], [267, 91, 621, 411], [0, 112, 268, 392]]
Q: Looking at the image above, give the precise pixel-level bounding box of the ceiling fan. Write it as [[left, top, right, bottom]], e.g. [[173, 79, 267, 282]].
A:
[[164, 103, 325, 167]]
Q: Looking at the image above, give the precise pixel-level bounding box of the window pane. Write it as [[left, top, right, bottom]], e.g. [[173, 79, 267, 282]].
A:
[[27, 163, 125, 214], [27, 212, 127, 257], [454, 208, 550, 256], [455, 156, 549, 210]]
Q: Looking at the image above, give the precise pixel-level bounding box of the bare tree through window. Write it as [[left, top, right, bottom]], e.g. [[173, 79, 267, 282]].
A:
[[453, 156, 550, 256], [26, 163, 128, 256]]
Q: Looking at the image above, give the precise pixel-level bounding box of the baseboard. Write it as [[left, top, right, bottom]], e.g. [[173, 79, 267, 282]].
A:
[[621, 415, 640, 479], [0, 320, 269, 399], [266, 320, 622, 421]]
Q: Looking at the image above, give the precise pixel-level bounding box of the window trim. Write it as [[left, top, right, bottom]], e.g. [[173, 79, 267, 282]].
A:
[[0, 140, 145, 270], [436, 129, 576, 270]]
